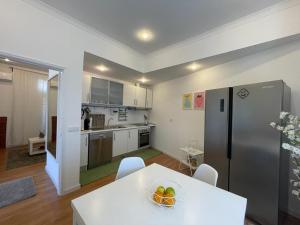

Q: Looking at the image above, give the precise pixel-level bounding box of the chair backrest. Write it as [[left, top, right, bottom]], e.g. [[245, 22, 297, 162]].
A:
[[116, 157, 146, 180], [193, 164, 218, 186]]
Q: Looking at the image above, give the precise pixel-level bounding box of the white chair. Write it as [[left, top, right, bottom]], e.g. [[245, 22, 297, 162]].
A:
[[193, 164, 218, 186], [116, 157, 145, 180]]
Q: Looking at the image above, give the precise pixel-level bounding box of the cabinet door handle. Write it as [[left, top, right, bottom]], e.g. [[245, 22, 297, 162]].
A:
[[85, 136, 88, 146], [113, 133, 115, 140]]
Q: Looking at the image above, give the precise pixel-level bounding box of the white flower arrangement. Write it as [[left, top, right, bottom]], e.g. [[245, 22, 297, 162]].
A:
[[271, 112, 300, 200]]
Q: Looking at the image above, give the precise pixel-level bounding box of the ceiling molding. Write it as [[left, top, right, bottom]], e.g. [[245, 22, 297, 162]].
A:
[[23, 0, 145, 65], [21, 0, 300, 75], [146, 0, 300, 58], [144, 0, 300, 72]]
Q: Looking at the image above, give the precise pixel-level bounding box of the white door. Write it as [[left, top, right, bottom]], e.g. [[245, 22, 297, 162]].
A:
[[82, 74, 91, 103], [146, 89, 153, 109], [80, 133, 89, 167], [113, 130, 128, 157], [136, 86, 146, 108], [123, 83, 136, 107], [127, 129, 138, 152]]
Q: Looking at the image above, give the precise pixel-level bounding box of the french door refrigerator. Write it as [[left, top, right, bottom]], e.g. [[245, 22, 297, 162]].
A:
[[204, 80, 291, 225]]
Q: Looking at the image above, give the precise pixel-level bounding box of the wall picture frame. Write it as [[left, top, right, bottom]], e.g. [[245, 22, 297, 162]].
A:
[[194, 92, 205, 110], [182, 93, 193, 110]]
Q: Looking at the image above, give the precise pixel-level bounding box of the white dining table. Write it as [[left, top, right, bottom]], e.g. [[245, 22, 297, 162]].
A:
[[71, 163, 247, 225]]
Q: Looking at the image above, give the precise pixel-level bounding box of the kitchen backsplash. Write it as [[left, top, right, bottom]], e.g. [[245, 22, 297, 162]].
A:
[[81, 107, 150, 129]]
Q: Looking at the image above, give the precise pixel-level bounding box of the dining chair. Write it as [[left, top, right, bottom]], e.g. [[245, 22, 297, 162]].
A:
[[116, 157, 146, 180], [193, 164, 218, 186]]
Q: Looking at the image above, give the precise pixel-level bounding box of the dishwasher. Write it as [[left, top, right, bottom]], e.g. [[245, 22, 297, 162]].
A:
[[88, 131, 112, 169]]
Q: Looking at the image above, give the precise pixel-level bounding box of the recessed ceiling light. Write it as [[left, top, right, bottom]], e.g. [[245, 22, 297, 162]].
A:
[[138, 77, 150, 83], [96, 65, 109, 72], [187, 62, 201, 71], [136, 29, 154, 42], [2, 58, 10, 62]]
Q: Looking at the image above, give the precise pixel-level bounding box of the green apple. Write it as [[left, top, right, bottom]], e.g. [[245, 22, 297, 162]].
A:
[[156, 186, 165, 194], [165, 187, 175, 196]]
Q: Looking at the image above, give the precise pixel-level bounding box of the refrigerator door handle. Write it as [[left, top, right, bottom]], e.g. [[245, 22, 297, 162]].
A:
[[220, 99, 225, 112], [227, 88, 233, 160]]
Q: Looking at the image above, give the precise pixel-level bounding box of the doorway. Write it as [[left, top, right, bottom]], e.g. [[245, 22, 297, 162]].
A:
[[0, 56, 59, 171]]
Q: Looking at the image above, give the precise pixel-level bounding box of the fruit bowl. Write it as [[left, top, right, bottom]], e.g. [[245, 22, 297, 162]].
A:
[[148, 179, 182, 208]]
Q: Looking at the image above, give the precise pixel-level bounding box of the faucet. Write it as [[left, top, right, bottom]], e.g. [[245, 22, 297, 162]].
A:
[[107, 117, 114, 127]]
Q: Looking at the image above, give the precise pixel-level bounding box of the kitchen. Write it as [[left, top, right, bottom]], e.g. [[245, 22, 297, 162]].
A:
[[1, 1, 300, 225], [79, 52, 157, 184]]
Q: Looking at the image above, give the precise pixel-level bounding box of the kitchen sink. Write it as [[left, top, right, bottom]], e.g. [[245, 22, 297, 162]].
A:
[[104, 125, 127, 129]]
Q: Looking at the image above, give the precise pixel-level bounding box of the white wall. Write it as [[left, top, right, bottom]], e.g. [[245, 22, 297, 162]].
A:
[[151, 39, 300, 157], [0, 0, 144, 195], [150, 39, 300, 216]]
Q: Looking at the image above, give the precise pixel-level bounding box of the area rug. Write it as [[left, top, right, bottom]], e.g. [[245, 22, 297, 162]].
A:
[[80, 148, 162, 185], [6, 146, 46, 170], [0, 176, 36, 208]]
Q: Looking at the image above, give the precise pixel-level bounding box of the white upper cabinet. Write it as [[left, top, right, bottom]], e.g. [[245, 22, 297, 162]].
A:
[[136, 86, 146, 108], [123, 83, 136, 107], [123, 84, 147, 108], [82, 74, 91, 103], [82, 74, 153, 109], [146, 88, 153, 109]]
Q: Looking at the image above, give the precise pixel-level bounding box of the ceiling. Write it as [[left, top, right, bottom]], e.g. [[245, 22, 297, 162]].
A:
[[84, 35, 300, 86], [39, 0, 282, 54], [84, 52, 142, 83]]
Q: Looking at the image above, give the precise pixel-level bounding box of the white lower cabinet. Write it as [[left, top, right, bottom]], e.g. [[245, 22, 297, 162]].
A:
[[113, 130, 128, 157], [127, 129, 138, 152], [80, 133, 89, 167], [113, 128, 138, 157]]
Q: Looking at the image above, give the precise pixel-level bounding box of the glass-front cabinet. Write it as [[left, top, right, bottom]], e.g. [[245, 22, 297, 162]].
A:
[[109, 81, 123, 105], [83, 74, 152, 109], [91, 77, 109, 104]]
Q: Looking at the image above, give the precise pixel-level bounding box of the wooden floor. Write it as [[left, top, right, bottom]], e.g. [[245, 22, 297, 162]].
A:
[[0, 149, 190, 225], [0, 148, 299, 225]]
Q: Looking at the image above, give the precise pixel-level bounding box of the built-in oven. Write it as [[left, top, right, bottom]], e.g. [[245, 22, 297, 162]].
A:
[[138, 127, 150, 149]]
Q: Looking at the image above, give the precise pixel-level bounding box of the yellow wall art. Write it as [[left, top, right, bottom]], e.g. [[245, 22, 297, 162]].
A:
[[182, 93, 193, 110]]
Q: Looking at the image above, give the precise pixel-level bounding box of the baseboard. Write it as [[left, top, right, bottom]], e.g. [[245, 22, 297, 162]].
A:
[[152, 147, 181, 162], [60, 184, 81, 196]]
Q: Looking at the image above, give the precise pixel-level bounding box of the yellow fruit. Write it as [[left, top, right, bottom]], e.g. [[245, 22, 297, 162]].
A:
[[156, 186, 165, 195], [153, 191, 164, 204]]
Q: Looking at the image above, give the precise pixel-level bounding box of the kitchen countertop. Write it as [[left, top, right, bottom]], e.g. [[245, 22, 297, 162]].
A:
[[81, 123, 156, 134]]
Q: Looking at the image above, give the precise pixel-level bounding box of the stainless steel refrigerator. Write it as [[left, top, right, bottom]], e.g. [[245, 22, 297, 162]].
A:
[[204, 80, 291, 225]]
